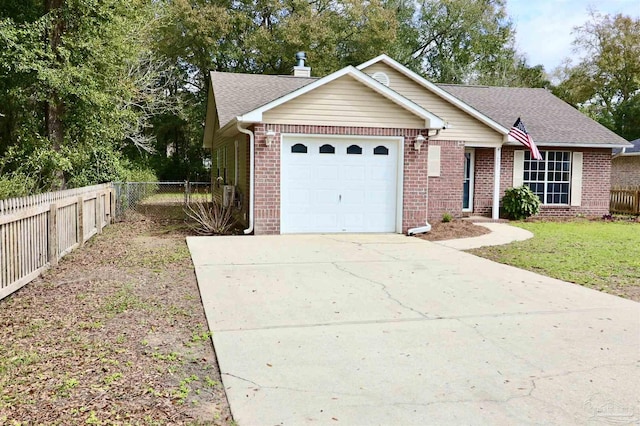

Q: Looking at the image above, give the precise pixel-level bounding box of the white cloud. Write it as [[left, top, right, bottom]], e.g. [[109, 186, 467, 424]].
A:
[[507, 0, 640, 72]]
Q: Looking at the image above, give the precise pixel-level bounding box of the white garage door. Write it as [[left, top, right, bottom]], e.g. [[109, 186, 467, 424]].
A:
[[281, 137, 400, 233]]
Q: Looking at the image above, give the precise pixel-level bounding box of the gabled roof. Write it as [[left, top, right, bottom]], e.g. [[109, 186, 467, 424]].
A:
[[211, 66, 445, 133], [211, 72, 316, 129], [357, 54, 509, 136], [438, 84, 631, 147], [208, 54, 631, 148]]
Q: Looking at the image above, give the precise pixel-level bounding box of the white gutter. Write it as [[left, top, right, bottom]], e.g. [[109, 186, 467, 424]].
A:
[[237, 122, 254, 234]]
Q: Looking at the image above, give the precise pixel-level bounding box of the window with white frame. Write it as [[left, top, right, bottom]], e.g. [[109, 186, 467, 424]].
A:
[[523, 151, 571, 204]]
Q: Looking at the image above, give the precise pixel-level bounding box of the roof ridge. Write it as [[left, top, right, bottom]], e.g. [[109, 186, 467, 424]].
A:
[[211, 70, 318, 80], [437, 83, 548, 90]]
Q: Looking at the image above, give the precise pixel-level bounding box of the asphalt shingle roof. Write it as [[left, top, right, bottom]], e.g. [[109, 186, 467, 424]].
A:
[[626, 138, 640, 153], [436, 84, 629, 146], [211, 72, 317, 128], [210, 69, 629, 147]]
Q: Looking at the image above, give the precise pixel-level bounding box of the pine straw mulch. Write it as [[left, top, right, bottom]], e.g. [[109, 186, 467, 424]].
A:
[[0, 214, 232, 425], [415, 219, 492, 241]]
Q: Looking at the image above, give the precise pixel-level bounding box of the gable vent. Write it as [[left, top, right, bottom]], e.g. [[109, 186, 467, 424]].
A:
[[371, 72, 390, 87]]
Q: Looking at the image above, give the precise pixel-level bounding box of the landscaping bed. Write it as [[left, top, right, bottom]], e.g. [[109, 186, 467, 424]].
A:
[[415, 220, 491, 241], [0, 213, 232, 425]]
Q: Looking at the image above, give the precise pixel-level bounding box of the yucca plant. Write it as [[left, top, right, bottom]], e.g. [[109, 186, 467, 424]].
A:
[[184, 198, 236, 235]]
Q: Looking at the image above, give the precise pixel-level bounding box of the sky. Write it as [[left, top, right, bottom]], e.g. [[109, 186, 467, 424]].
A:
[[506, 0, 640, 72]]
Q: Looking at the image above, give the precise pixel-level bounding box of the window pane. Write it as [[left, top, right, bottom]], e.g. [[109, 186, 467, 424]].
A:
[[524, 150, 571, 205], [374, 145, 389, 155], [291, 143, 307, 153], [347, 144, 362, 155], [319, 144, 335, 154]]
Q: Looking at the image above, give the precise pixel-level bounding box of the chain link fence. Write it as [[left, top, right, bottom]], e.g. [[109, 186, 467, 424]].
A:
[[113, 181, 211, 221]]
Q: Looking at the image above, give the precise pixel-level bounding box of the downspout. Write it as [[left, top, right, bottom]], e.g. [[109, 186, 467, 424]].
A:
[[408, 129, 439, 236], [237, 122, 254, 234]]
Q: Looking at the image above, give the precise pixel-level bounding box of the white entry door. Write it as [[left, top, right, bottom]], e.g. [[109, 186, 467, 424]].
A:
[[280, 137, 400, 233]]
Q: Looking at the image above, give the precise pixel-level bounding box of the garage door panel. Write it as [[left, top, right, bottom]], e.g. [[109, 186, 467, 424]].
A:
[[343, 213, 365, 231], [316, 165, 339, 180], [342, 190, 365, 205], [282, 137, 399, 234], [342, 165, 366, 180], [288, 165, 312, 182]]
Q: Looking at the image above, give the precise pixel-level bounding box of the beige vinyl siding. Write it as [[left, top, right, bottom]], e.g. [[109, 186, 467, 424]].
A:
[[211, 133, 250, 225], [363, 63, 503, 144], [263, 75, 425, 129]]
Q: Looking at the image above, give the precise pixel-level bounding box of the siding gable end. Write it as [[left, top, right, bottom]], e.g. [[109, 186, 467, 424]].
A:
[[262, 75, 426, 129], [361, 62, 504, 144]]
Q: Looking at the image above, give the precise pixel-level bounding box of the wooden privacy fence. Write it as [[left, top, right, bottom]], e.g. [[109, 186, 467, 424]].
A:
[[0, 183, 114, 301], [610, 188, 640, 215]]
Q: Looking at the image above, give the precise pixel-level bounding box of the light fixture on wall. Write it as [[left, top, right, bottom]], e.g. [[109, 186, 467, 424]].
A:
[[414, 134, 426, 152], [265, 129, 277, 147]]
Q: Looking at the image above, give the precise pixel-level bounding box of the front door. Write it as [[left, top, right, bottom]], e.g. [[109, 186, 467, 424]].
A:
[[463, 149, 474, 211]]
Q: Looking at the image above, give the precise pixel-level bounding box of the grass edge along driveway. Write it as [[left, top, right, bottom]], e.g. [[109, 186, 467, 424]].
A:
[[469, 220, 640, 301]]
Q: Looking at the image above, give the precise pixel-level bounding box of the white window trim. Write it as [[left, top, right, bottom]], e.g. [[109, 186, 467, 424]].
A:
[[463, 148, 475, 212], [523, 150, 572, 206]]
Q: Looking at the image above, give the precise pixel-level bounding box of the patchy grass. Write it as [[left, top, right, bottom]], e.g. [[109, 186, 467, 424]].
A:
[[0, 216, 232, 424], [470, 220, 640, 300]]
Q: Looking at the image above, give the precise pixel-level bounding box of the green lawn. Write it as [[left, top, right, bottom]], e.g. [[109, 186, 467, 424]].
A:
[[470, 221, 640, 298]]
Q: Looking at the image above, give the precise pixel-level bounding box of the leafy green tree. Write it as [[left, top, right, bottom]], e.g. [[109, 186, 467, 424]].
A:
[[409, 0, 517, 84], [0, 0, 166, 194], [554, 13, 640, 140]]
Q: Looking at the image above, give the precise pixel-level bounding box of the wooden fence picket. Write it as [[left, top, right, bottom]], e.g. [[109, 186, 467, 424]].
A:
[[0, 183, 113, 300]]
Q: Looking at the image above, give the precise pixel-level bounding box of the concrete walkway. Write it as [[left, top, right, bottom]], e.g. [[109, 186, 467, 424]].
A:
[[436, 222, 534, 250], [188, 234, 640, 426]]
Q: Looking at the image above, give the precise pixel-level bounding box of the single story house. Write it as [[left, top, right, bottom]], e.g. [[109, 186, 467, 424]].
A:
[[612, 138, 640, 188], [203, 53, 631, 235]]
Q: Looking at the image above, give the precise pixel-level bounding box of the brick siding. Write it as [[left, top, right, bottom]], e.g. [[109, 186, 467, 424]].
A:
[[495, 147, 611, 217], [427, 140, 465, 221], [253, 124, 434, 234], [611, 156, 640, 188], [249, 125, 613, 234]]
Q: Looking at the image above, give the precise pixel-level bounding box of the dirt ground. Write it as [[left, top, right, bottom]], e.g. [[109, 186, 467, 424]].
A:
[[415, 220, 491, 241], [0, 211, 488, 424], [0, 212, 233, 425]]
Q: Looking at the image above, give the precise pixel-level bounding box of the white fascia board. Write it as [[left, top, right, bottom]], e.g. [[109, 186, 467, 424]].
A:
[[357, 55, 509, 135], [465, 140, 504, 148], [237, 65, 445, 129], [504, 141, 630, 149]]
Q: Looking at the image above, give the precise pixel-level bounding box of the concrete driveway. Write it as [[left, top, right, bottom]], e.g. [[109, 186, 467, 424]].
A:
[[187, 234, 640, 425]]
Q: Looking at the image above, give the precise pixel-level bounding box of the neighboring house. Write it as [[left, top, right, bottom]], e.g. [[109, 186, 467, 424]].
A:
[[612, 138, 640, 188], [203, 54, 631, 235]]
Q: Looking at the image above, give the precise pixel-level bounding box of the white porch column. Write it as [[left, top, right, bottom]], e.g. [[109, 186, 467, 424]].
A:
[[492, 146, 502, 220]]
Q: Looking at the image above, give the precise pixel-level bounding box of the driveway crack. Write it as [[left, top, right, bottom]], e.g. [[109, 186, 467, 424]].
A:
[[332, 262, 427, 318]]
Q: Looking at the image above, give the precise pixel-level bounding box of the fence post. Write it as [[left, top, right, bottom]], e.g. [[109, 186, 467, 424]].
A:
[[77, 196, 84, 246], [48, 204, 59, 266], [109, 187, 116, 223], [96, 193, 103, 234], [636, 190, 640, 215], [184, 180, 189, 205]]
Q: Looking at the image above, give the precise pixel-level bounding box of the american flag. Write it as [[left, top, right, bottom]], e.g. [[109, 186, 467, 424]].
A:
[[509, 117, 542, 160]]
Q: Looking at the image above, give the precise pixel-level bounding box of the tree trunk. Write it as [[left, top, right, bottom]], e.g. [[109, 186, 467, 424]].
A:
[[44, 0, 66, 190]]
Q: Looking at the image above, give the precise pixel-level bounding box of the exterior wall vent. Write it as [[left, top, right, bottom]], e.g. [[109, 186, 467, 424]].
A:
[[372, 72, 390, 87]]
